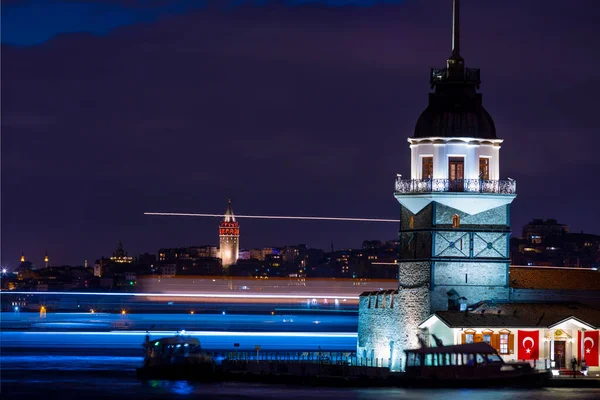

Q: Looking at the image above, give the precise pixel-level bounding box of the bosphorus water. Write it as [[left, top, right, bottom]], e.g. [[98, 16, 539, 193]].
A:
[[2, 350, 600, 400]]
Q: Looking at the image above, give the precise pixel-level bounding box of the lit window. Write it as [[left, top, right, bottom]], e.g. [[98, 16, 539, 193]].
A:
[[452, 214, 460, 228], [465, 334, 474, 344], [483, 334, 491, 344], [479, 158, 490, 180], [499, 334, 509, 354], [409, 216, 415, 229], [422, 157, 433, 179]]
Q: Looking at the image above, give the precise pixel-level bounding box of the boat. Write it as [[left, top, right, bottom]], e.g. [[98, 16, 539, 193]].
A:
[[136, 334, 218, 381], [399, 342, 551, 388]]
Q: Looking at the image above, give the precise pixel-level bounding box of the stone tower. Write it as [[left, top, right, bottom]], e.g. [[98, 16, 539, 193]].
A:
[[219, 200, 239, 267], [357, 0, 516, 370]]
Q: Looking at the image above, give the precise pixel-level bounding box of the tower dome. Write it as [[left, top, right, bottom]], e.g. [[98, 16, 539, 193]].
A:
[[414, 92, 496, 139], [413, 0, 496, 140]]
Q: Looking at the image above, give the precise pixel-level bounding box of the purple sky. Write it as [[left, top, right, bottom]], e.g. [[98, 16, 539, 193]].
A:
[[2, 0, 599, 268]]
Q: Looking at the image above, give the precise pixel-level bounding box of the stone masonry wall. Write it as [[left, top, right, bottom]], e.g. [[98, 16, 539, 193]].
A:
[[357, 286, 430, 371], [400, 203, 433, 231], [435, 203, 508, 227], [432, 231, 508, 259], [433, 261, 507, 287], [398, 261, 431, 288], [431, 284, 510, 312], [430, 259, 510, 311]]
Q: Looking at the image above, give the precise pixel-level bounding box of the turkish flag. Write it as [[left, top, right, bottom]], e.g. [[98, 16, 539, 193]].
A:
[[578, 331, 599, 367], [518, 330, 539, 360]]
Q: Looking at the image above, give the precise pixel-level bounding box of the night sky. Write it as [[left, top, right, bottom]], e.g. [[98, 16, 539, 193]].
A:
[[2, 0, 599, 268]]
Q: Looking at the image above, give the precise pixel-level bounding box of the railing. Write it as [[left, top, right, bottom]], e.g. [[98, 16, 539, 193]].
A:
[[395, 178, 516, 194], [226, 351, 357, 363], [430, 67, 481, 86]]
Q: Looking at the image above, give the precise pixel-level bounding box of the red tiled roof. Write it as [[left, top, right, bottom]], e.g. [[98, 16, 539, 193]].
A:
[[509, 267, 600, 290]]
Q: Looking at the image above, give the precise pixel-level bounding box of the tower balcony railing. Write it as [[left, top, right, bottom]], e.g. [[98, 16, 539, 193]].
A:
[[395, 178, 516, 195]]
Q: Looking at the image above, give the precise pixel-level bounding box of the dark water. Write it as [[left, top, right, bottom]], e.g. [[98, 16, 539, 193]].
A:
[[2, 354, 599, 400]]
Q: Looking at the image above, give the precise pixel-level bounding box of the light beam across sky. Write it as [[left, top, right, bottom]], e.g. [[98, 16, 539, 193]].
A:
[[144, 212, 400, 223]]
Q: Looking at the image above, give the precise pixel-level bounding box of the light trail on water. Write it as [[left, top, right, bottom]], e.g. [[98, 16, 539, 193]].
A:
[[17, 330, 357, 338], [3, 291, 359, 299], [144, 212, 400, 223]]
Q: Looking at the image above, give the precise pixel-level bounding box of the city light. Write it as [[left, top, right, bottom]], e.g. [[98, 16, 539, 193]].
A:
[[144, 212, 400, 223], [6, 291, 361, 300], [1, 268, 6, 274]]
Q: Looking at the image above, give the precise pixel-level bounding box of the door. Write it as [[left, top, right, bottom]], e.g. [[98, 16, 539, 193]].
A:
[[448, 157, 464, 191], [554, 341, 566, 369]]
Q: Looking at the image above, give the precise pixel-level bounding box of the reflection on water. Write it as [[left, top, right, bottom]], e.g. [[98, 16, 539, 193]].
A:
[[1, 355, 142, 371], [1, 355, 599, 400], [3, 375, 600, 400]]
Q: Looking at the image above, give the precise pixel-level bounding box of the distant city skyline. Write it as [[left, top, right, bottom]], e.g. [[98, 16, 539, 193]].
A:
[[3, 0, 600, 266], [6, 215, 597, 270]]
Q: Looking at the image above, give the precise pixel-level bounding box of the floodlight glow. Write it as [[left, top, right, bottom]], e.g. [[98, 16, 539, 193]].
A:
[[144, 212, 399, 223]]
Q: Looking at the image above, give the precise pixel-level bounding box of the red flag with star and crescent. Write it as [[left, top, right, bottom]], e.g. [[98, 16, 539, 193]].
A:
[[578, 330, 599, 367], [518, 330, 539, 360]]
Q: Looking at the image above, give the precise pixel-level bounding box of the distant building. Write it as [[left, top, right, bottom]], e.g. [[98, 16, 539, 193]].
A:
[[110, 241, 133, 264], [512, 228, 600, 268], [189, 246, 218, 259], [219, 200, 239, 267], [238, 249, 251, 260], [522, 218, 569, 244], [362, 240, 383, 250], [158, 247, 189, 262], [161, 264, 177, 277]]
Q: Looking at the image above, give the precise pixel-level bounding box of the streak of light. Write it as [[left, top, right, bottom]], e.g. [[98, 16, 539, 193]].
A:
[[3, 291, 360, 299], [19, 330, 357, 338], [144, 212, 400, 223]]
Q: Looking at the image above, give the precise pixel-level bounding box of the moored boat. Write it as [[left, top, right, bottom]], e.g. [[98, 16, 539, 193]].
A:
[[136, 333, 218, 381], [398, 342, 551, 388]]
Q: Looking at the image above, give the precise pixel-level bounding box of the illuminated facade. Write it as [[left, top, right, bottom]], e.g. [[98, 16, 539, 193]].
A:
[[358, 0, 517, 370], [219, 200, 239, 267]]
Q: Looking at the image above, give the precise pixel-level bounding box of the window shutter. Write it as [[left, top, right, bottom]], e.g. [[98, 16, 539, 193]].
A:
[[492, 334, 500, 350], [474, 334, 483, 343], [508, 333, 514, 354], [461, 333, 466, 344]]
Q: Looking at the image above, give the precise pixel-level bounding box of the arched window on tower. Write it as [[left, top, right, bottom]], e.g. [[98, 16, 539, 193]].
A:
[[409, 216, 415, 229], [452, 214, 460, 228]]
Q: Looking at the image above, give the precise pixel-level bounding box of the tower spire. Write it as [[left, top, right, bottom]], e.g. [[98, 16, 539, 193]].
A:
[[446, 0, 465, 78], [451, 0, 461, 59], [20, 252, 25, 263], [223, 199, 236, 223]]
